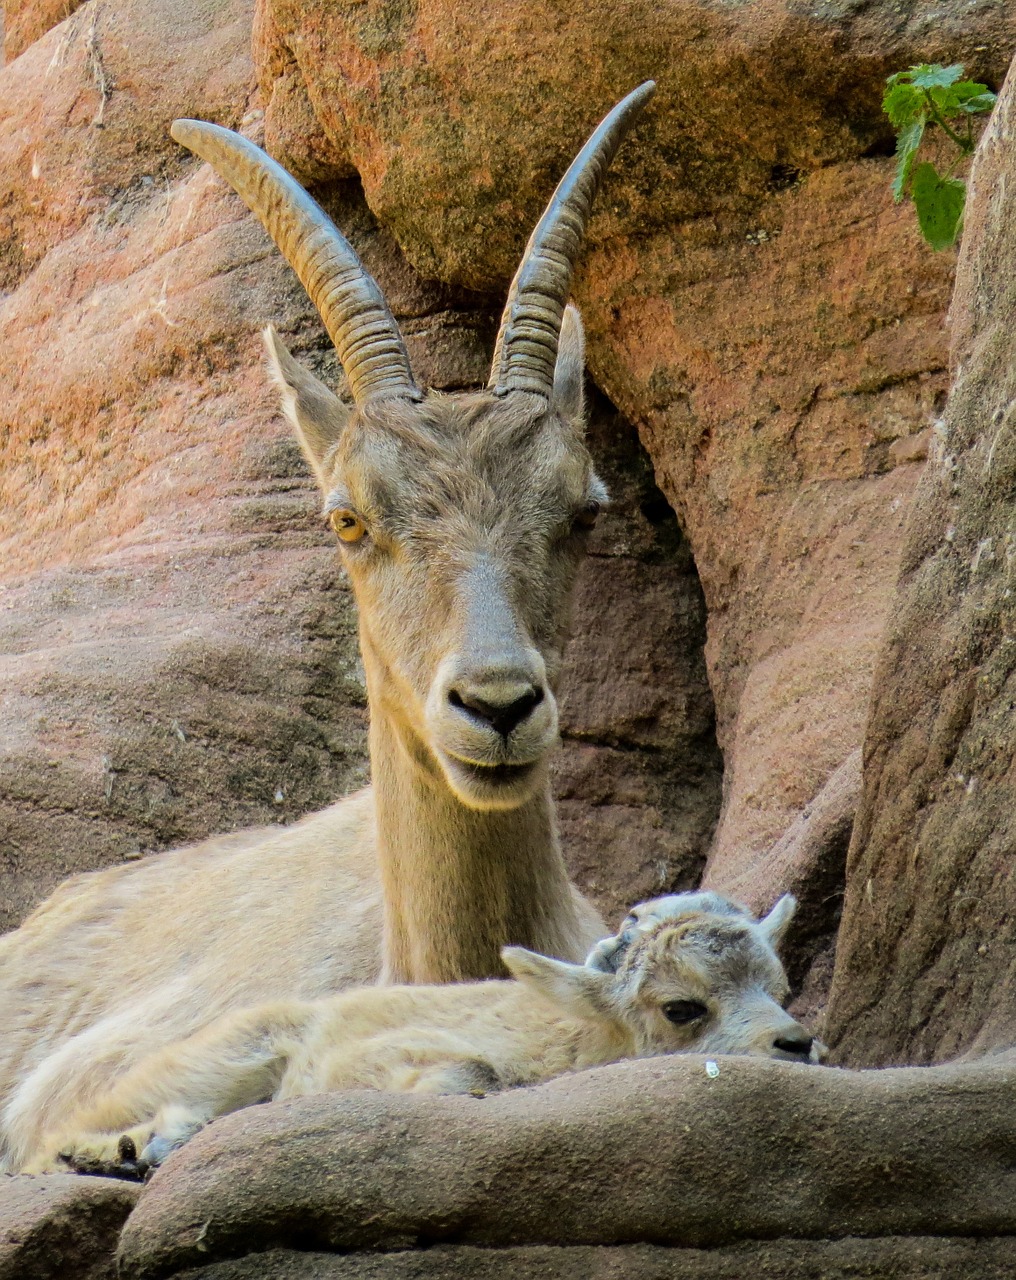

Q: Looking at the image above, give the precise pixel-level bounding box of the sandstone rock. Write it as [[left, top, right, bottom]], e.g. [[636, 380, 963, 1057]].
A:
[[0, 0, 371, 929], [0, 0, 256, 289], [554, 390, 722, 917], [714, 749, 859, 920], [0, 1173, 139, 1280], [258, 0, 1012, 289], [173, 1239, 1016, 1280], [118, 1054, 1016, 1277], [257, 0, 1016, 903], [2, 0, 87, 62], [827, 63, 1016, 1065]]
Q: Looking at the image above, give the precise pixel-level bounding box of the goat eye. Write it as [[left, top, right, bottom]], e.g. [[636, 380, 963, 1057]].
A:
[[662, 1000, 708, 1025], [575, 501, 600, 529], [329, 509, 366, 544]]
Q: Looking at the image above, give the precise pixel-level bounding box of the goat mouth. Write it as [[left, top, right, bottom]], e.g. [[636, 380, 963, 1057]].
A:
[[448, 757, 538, 786], [597, 931, 635, 973], [436, 747, 545, 809]]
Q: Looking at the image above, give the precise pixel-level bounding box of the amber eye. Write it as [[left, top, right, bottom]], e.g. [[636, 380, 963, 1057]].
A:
[[662, 1000, 708, 1025], [329, 509, 366, 544], [575, 501, 601, 529]]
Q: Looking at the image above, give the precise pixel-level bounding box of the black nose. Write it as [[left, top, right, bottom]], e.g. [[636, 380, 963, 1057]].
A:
[[449, 686, 544, 737], [774, 1034, 814, 1057]]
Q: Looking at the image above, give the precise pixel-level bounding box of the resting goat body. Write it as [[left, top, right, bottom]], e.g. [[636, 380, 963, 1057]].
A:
[[25, 894, 817, 1176], [0, 85, 658, 1173]]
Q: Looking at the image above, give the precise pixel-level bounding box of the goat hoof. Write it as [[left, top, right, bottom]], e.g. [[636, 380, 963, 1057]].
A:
[[63, 1147, 150, 1183]]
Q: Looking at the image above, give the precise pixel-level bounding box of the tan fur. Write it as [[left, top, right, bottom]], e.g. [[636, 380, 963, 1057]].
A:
[[24, 896, 817, 1175], [0, 308, 609, 1172]]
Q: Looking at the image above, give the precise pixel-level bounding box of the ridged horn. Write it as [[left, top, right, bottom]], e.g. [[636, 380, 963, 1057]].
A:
[[170, 120, 421, 406], [489, 81, 656, 399]]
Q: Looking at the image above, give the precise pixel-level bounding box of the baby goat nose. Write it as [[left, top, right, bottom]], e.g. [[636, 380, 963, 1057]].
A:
[[773, 1032, 814, 1058], [449, 684, 544, 737]]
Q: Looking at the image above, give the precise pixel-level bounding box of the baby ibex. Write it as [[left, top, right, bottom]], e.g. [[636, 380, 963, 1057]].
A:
[[26, 893, 817, 1177], [0, 84, 659, 1172]]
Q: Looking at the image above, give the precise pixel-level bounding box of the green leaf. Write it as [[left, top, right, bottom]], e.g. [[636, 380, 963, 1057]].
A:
[[883, 81, 924, 128], [881, 62, 994, 250], [910, 162, 966, 250], [928, 80, 995, 120], [909, 63, 964, 90], [953, 88, 997, 115], [892, 117, 925, 201], [952, 80, 995, 102]]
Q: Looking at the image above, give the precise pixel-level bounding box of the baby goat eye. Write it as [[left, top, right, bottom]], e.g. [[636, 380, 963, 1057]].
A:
[[662, 1000, 708, 1025], [574, 500, 601, 529], [329, 509, 366, 544]]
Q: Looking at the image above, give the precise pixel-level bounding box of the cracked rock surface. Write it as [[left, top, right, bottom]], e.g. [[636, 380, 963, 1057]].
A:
[[828, 55, 1016, 1066]]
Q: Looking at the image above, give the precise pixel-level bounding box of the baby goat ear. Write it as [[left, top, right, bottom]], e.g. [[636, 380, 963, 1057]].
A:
[[552, 304, 585, 421], [263, 326, 350, 488], [757, 894, 797, 951], [502, 946, 615, 1020]]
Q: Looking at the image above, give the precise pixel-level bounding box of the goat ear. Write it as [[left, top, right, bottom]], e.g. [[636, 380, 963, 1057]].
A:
[[263, 326, 350, 488], [757, 894, 797, 951], [551, 304, 585, 421], [502, 946, 615, 1019]]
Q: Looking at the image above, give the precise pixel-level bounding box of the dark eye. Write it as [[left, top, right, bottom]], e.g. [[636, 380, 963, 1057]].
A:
[[574, 501, 601, 530], [662, 1000, 708, 1025]]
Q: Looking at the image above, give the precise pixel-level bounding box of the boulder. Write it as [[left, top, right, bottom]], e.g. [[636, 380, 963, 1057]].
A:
[[827, 62, 1016, 1064], [170, 1239, 1016, 1280], [118, 1054, 1016, 1277], [0, 1173, 139, 1280]]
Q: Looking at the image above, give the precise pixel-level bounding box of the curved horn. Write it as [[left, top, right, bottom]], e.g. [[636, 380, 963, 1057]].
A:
[[488, 81, 656, 399], [170, 120, 421, 406]]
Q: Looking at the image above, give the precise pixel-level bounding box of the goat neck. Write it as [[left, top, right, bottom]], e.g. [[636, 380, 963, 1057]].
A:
[[368, 689, 578, 984]]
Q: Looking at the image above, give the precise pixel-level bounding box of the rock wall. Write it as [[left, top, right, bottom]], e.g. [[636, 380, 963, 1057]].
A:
[[827, 60, 1016, 1066], [0, 0, 720, 935]]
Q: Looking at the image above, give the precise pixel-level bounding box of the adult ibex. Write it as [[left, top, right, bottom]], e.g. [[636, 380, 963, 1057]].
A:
[[0, 82, 657, 1172]]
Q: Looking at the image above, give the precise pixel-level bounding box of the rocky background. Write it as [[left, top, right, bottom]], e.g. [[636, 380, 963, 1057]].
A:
[[2, 0, 1016, 1274]]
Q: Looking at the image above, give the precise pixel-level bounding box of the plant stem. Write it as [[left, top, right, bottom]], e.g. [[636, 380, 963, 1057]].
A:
[[922, 89, 971, 153], [942, 152, 966, 182]]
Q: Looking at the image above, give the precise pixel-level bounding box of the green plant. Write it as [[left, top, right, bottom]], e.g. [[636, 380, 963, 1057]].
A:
[[883, 63, 996, 251]]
